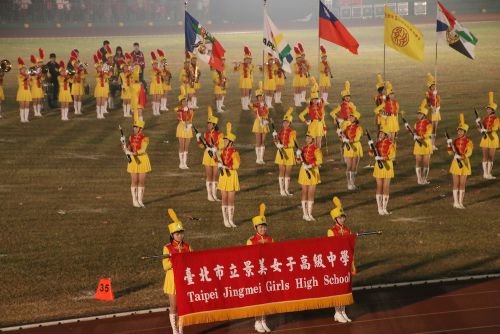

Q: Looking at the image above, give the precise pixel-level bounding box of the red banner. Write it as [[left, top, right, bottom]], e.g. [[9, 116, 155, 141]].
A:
[[172, 235, 356, 326]]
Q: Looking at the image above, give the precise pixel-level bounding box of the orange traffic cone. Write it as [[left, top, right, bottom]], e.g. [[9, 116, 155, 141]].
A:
[[95, 278, 114, 301]]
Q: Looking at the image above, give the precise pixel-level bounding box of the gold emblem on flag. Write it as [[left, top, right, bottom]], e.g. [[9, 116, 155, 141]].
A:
[[446, 28, 460, 44], [391, 27, 409, 47]]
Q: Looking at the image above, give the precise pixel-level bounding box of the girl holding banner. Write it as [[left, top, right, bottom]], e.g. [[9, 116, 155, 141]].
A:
[[163, 209, 193, 334], [251, 82, 270, 165]]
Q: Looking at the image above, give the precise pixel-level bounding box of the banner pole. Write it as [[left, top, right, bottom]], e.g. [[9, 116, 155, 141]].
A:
[[263, 0, 266, 86], [383, 3, 386, 80]]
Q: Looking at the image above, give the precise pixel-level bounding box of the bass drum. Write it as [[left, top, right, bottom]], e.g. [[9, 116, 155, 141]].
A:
[[43, 82, 54, 98]]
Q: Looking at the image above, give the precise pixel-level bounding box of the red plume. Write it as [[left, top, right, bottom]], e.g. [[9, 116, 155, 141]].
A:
[[105, 44, 112, 55], [125, 52, 131, 60], [71, 50, 78, 59], [97, 50, 103, 60], [244, 45, 251, 56], [18, 57, 25, 66], [297, 42, 304, 52], [294, 46, 300, 54], [59, 60, 65, 68], [320, 45, 326, 54], [157, 49, 165, 58], [150, 51, 157, 61], [38, 48, 45, 60], [30, 55, 37, 64], [93, 54, 99, 64], [70, 56, 77, 63]]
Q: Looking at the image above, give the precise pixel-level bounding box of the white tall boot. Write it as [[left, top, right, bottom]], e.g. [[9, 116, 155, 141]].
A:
[[255, 147, 260, 164], [241, 97, 246, 110], [274, 91, 282, 104], [178, 152, 184, 169], [126, 104, 131, 117], [169, 313, 179, 334], [265, 95, 273, 109], [376, 194, 384, 215], [334, 307, 347, 323], [487, 161, 496, 179], [416, 167, 422, 184], [458, 190, 465, 209], [261, 315, 271, 332], [183, 152, 189, 169], [221, 95, 225, 107], [382, 195, 391, 215], [346, 171, 352, 190], [160, 97, 167, 111], [227, 206, 237, 227], [452, 189, 460, 208], [482, 162, 489, 179], [254, 318, 265, 333], [19, 109, 25, 123], [294, 94, 301, 107], [192, 96, 198, 109], [431, 134, 437, 150], [422, 167, 430, 184], [322, 92, 329, 105], [211, 182, 220, 201], [123, 104, 128, 117], [301, 201, 310, 221], [278, 177, 286, 196], [137, 187, 145, 208], [131, 187, 140, 207], [25, 108, 30, 122], [260, 146, 266, 164], [340, 306, 351, 322], [78, 101, 83, 114], [206, 181, 214, 201], [307, 201, 315, 221], [222, 206, 231, 228], [103, 99, 108, 113], [284, 177, 293, 196]]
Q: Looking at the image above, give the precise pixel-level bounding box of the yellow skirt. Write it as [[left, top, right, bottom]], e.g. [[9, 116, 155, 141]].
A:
[[308, 119, 325, 138], [149, 81, 164, 95], [431, 111, 441, 122], [213, 85, 225, 95], [239, 77, 253, 89], [121, 87, 131, 99], [275, 147, 296, 165], [344, 142, 363, 158], [413, 139, 433, 155], [71, 82, 85, 96], [380, 115, 400, 133], [162, 83, 171, 92], [163, 269, 175, 295], [252, 118, 270, 133], [276, 76, 285, 86], [480, 132, 499, 149], [298, 166, 321, 185], [264, 78, 276, 91], [373, 160, 394, 179], [176, 122, 193, 138], [450, 158, 471, 176], [218, 170, 240, 192], [202, 150, 218, 166], [59, 89, 73, 103], [0, 86, 4, 100], [127, 154, 152, 174], [319, 75, 331, 88], [292, 76, 304, 88], [31, 85, 44, 99], [94, 84, 109, 98], [16, 88, 32, 102]]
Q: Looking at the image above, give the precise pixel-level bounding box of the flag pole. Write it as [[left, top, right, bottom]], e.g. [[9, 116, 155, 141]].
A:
[[318, 1, 321, 80], [263, 0, 266, 86], [434, 41, 438, 90], [383, 3, 386, 80]]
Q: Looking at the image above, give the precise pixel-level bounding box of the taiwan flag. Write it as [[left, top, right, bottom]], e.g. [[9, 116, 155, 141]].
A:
[[319, 1, 359, 55]]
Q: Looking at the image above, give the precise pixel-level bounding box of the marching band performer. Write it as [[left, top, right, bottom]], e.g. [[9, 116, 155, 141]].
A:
[[124, 111, 151, 208], [413, 99, 433, 185], [196, 106, 224, 202], [57, 61, 73, 121], [331, 81, 356, 124], [374, 81, 399, 142], [274, 107, 296, 196], [94, 51, 110, 119], [261, 53, 276, 109], [247, 203, 273, 333], [234, 46, 254, 110], [448, 114, 473, 208], [157, 49, 171, 112], [176, 86, 194, 170], [370, 130, 396, 215], [71, 50, 87, 115], [218, 122, 241, 228], [478, 92, 498, 179], [297, 43, 310, 103], [328, 196, 355, 323], [374, 74, 386, 132], [425, 73, 441, 150], [319, 45, 332, 104], [179, 53, 196, 109], [130, 54, 146, 121], [299, 78, 325, 148], [29, 49, 45, 117], [119, 56, 132, 118], [163, 209, 193, 334], [273, 57, 284, 104], [149, 51, 164, 116], [341, 110, 363, 190], [250, 82, 270, 164], [103, 45, 114, 113], [16, 57, 32, 123], [296, 131, 323, 221], [212, 57, 227, 113], [292, 46, 307, 107], [190, 53, 201, 109]]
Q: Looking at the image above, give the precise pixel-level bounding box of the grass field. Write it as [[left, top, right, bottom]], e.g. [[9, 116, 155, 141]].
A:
[[0, 22, 499, 326]]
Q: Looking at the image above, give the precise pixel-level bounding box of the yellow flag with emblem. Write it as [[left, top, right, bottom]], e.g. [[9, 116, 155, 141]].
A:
[[384, 5, 424, 61]]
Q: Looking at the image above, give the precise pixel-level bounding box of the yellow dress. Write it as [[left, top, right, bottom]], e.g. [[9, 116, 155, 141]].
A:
[[341, 122, 364, 158], [274, 129, 297, 165], [71, 71, 86, 96], [449, 138, 473, 176], [274, 63, 285, 87], [292, 63, 306, 88], [201, 131, 224, 167], [212, 68, 226, 95], [413, 121, 433, 155], [235, 63, 254, 89], [263, 63, 276, 91], [127, 136, 152, 174], [58, 76, 73, 103], [130, 67, 144, 110], [179, 68, 196, 95], [30, 75, 44, 99], [426, 92, 441, 122], [218, 149, 241, 192], [373, 142, 396, 179], [120, 72, 132, 99], [16, 75, 32, 102], [375, 100, 400, 133], [162, 243, 193, 295], [162, 68, 172, 92], [480, 117, 499, 149], [298, 145, 323, 186], [175, 106, 194, 139], [319, 61, 331, 88], [94, 72, 110, 98], [149, 69, 164, 95]]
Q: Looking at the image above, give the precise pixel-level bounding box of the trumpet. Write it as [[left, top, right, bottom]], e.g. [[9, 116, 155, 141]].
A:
[[1, 59, 12, 72], [28, 66, 40, 76], [102, 63, 111, 73], [65, 68, 76, 77], [78, 62, 88, 70]]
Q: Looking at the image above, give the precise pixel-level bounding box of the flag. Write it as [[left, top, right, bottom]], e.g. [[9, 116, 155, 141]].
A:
[[319, 1, 359, 55], [263, 10, 294, 73], [384, 5, 424, 61], [437, 1, 478, 59], [185, 11, 225, 71]]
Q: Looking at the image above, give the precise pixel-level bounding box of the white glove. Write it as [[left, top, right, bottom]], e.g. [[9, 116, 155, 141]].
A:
[[210, 147, 218, 154], [272, 130, 278, 137], [262, 120, 269, 126], [336, 128, 342, 136], [382, 95, 386, 101], [480, 128, 487, 134], [436, 106, 440, 113], [454, 154, 462, 160], [446, 139, 452, 145], [276, 143, 284, 149], [476, 117, 481, 123], [413, 134, 420, 140], [186, 123, 192, 129], [433, 90, 437, 96], [375, 156, 384, 161], [342, 137, 349, 144], [368, 140, 374, 146], [306, 120, 311, 126], [120, 136, 126, 144], [303, 163, 313, 169], [295, 149, 302, 157], [195, 132, 202, 140], [217, 163, 224, 169]]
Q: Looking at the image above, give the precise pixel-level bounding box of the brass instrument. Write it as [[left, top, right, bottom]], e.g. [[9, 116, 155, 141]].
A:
[[65, 68, 76, 77], [78, 62, 88, 70], [1, 59, 12, 72], [28, 66, 39, 76]]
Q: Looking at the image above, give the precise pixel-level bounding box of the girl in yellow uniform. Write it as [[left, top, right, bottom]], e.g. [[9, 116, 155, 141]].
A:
[[70, 50, 86, 115], [274, 108, 297, 196], [412, 99, 433, 185], [212, 58, 227, 113], [29, 49, 45, 117], [190, 55, 201, 109], [124, 115, 151, 208], [448, 114, 473, 209], [218, 122, 241, 228], [292, 46, 306, 107], [119, 58, 132, 117], [319, 45, 332, 104], [157, 49, 171, 112], [251, 82, 270, 164], [130, 60, 145, 121], [374, 81, 399, 142], [370, 130, 396, 215], [247, 203, 273, 333], [477, 92, 498, 179], [149, 51, 164, 116], [299, 78, 326, 148], [341, 110, 363, 190], [176, 86, 194, 170], [425, 73, 441, 150], [374, 74, 386, 133], [296, 131, 323, 221], [273, 57, 285, 104], [195, 106, 224, 202], [179, 54, 196, 109], [93, 52, 111, 119], [297, 43, 310, 104], [261, 53, 276, 109], [16, 57, 32, 123], [57, 61, 73, 121], [328, 197, 356, 323], [163, 209, 193, 334], [234, 46, 254, 110]]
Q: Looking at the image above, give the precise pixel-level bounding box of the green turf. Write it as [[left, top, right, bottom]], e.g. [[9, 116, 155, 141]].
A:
[[0, 22, 499, 326]]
